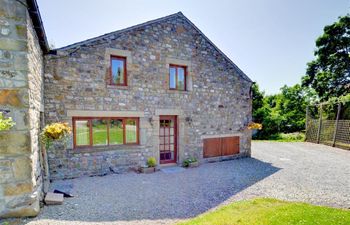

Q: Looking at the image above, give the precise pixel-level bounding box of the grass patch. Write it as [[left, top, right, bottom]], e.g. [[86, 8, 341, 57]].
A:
[[253, 132, 305, 142], [178, 198, 350, 225]]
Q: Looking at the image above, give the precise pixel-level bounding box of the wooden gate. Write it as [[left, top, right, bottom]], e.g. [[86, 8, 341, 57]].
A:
[[203, 136, 239, 158]]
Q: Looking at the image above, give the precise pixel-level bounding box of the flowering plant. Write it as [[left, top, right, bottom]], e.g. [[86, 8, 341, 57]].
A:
[[0, 112, 15, 131], [247, 122, 263, 130], [40, 122, 71, 148]]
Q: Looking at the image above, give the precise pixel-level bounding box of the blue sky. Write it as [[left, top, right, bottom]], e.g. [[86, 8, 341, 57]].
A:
[[37, 0, 349, 94]]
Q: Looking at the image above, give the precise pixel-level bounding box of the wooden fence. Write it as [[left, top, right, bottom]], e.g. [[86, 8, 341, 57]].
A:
[[305, 103, 350, 150]]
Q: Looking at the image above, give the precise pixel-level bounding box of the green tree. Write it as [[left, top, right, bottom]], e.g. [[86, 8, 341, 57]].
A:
[[252, 84, 310, 139], [302, 14, 350, 100], [252, 84, 283, 139], [251, 83, 264, 120], [274, 84, 308, 133]]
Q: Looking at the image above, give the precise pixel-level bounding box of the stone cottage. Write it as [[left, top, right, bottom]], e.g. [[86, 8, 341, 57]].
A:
[[0, 0, 252, 217]]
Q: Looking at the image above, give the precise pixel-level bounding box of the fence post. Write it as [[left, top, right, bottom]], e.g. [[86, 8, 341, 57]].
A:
[[332, 103, 341, 147], [317, 104, 323, 144], [305, 106, 309, 141]]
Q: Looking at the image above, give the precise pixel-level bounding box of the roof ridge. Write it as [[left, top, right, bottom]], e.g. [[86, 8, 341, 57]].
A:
[[52, 11, 252, 82], [53, 11, 182, 51]]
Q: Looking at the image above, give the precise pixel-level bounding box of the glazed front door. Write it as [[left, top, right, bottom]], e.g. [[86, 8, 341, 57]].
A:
[[159, 116, 177, 164]]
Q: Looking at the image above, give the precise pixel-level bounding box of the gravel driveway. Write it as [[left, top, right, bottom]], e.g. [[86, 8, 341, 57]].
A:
[[23, 142, 350, 225]]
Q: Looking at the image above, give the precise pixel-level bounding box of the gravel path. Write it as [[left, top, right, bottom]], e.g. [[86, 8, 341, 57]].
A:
[[22, 142, 350, 225]]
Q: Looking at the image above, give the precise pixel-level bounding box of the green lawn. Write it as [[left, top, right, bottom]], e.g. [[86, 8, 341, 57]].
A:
[[76, 124, 136, 145], [178, 198, 350, 225]]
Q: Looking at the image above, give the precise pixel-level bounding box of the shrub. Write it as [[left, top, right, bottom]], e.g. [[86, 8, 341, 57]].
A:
[[0, 112, 15, 131], [278, 132, 305, 141], [182, 157, 197, 167], [147, 157, 157, 167], [264, 132, 305, 142]]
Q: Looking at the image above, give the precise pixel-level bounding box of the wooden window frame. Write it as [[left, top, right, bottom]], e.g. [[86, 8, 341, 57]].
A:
[[169, 64, 187, 91], [73, 117, 139, 149], [110, 55, 127, 86]]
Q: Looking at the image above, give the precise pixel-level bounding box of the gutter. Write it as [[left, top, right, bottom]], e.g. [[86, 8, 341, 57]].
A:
[[25, 0, 49, 53]]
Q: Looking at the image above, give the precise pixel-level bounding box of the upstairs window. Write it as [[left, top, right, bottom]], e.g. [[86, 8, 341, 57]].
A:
[[110, 56, 127, 86], [169, 64, 186, 91]]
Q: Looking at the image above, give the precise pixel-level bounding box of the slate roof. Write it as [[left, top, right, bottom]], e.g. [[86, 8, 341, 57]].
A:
[[54, 12, 252, 83]]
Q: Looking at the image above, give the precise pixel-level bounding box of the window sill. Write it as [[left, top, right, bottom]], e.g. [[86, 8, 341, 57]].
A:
[[166, 89, 190, 94], [69, 144, 144, 154], [107, 85, 129, 90]]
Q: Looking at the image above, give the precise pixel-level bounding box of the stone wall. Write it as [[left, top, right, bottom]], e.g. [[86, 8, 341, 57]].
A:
[[0, 0, 44, 217], [48, 115, 155, 179], [44, 13, 252, 179]]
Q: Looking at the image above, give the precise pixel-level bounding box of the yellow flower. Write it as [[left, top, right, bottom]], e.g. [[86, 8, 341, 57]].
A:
[[41, 122, 72, 142], [248, 122, 263, 130]]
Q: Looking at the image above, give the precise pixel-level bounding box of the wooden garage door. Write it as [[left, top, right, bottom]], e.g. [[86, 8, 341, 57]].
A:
[[222, 136, 240, 156], [203, 138, 221, 158], [203, 136, 239, 158]]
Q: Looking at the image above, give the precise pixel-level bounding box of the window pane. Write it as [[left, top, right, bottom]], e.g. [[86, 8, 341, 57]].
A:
[[169, 67, 176, 89], [109, 119, 123, 145], [111, 58, 125, 85], [177, 67, 185, 90], [76, 120, 90, 146], [125, 119, 137, 143], [165, 136, 169, 144], [92, 119, 108, 146], [160, 127, 165, 136]]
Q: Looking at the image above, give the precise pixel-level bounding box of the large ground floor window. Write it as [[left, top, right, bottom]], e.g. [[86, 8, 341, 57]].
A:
[[73, 117, 139, 148]]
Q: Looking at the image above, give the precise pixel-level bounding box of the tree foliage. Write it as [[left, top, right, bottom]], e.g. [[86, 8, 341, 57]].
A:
[[252, 14, 349, 140], [252, 84, 310, 139], [302, 14, 350, 100]]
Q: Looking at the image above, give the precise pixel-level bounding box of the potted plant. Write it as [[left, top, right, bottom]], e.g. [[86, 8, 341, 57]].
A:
[[182, 157, 199, 168], [140, 157, 157, 174], [40, 122, 72, 149], [247, 122, 263, 130], [247, 122, 263, 136]]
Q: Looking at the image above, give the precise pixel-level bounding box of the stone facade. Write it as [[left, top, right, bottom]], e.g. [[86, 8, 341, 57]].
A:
[[44, 12, 253, 180], [0, 0, 45, 218], [0, 3, 252, 217]]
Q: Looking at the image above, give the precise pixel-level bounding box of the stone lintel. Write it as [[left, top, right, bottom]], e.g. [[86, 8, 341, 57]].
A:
[[67, 110, 144, 118], [155, 109, 183, 116], [201, 133, 243, 139], [165, 58, 191, 68], [105, 48, 132, 63]]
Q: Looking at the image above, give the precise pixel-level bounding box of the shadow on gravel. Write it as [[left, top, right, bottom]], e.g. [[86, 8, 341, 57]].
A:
[[28, 158, 280, 223]]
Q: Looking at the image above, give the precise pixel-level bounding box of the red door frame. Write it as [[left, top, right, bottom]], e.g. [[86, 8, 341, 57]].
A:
[[159, 115, 177, 164]]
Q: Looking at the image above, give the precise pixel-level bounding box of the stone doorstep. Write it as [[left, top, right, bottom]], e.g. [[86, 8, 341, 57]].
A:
[[44, 192, 63, 205], [158, 163, 177, 168]]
